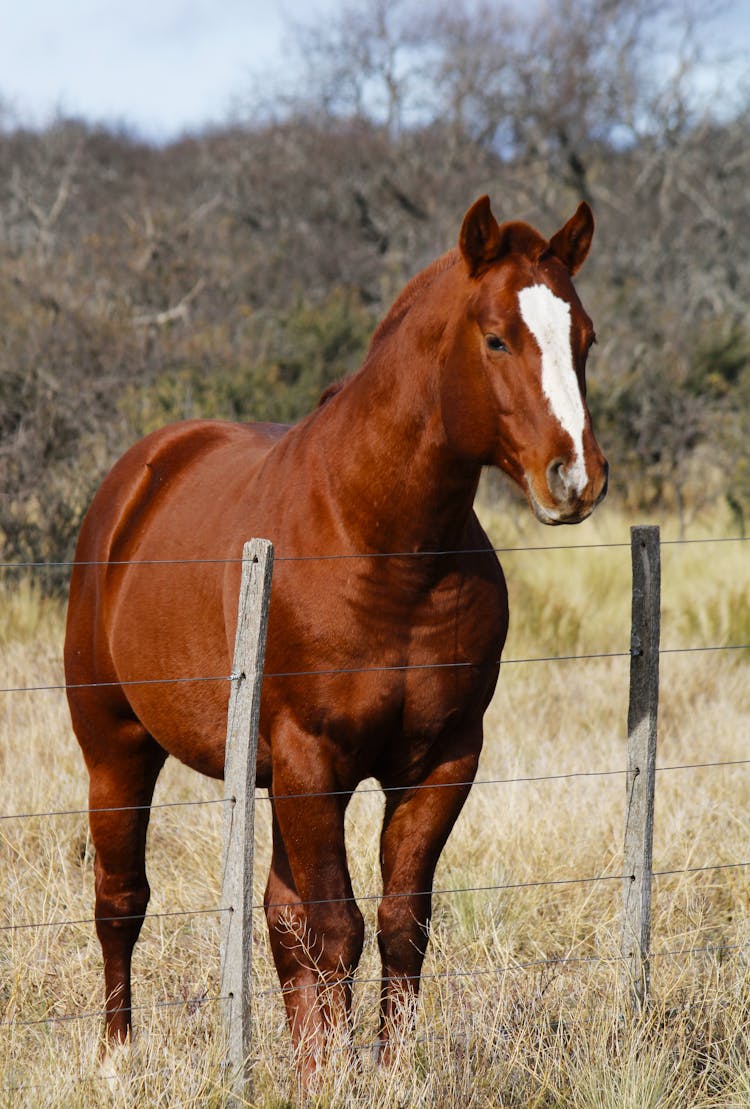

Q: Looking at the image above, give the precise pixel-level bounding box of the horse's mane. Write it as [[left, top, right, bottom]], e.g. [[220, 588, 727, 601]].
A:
[[316, 248, 460, 407], [369, 247, 460, 350], [318, 380, 346, 406]]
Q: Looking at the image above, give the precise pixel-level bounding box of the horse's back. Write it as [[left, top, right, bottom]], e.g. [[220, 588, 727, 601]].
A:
[[73, 420, 283, 563]]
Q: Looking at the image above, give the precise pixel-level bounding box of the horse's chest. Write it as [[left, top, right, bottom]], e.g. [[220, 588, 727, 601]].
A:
[[263, 561, 506, 776]]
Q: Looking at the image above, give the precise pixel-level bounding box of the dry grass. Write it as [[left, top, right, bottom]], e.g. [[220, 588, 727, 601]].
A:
[[1, 503, 748, 1106]]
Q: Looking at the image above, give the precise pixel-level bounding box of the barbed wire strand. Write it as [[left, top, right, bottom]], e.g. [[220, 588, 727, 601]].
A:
[[1, 532, 748, 573], [0, 875, 624, 937], [0, 993, 225, 1030], [5, 936, 750, 1034], [0, 544, 624, 569], [0, 673, 232, 695], [4, 756, 750, 826], [2, 639, 748, 696], [0, 905, 226, 934], [254, 937, 750, 999], [259, 873, 629, 913], [260, 754, 750, 805], [0, 795, 229, 823], [255, 953, 623, 999], [253, 859, 750, 912], [650, 939, 750, 961], [653, 860, 750, 879], [321, 940, 750, 1056], [7, 856, 750, 939]]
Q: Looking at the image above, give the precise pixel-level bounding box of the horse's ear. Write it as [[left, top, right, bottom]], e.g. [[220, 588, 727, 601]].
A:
[[548, 201, 594, 275], [459, 195, 505, 276]]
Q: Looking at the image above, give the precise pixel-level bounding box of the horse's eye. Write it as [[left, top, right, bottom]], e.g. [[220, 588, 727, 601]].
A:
[[486, 334, 508, 353]]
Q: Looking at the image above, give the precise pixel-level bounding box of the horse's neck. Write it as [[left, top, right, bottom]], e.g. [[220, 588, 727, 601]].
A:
[[368, 247, 458, 348], [314, 279, 480, 554]]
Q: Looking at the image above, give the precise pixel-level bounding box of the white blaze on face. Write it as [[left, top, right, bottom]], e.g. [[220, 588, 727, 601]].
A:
[[517, 283, 588, 496]]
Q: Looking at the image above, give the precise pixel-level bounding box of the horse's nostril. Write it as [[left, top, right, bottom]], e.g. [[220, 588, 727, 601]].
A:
[[546, 458, 567, 500]]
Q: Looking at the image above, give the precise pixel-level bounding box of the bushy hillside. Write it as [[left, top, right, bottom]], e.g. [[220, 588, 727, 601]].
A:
[[1, 0, 749, 578]]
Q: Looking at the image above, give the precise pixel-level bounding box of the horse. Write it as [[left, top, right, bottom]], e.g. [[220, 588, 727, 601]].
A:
[[64, 195, 608, 1086]]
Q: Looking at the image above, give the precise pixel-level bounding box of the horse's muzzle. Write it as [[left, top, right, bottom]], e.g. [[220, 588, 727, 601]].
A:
[[528, 457, 609, 526]]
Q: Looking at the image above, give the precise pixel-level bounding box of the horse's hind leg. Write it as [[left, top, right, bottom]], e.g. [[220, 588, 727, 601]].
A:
[[83, 720, 167, 1045], [377, 735, 481, 1062]]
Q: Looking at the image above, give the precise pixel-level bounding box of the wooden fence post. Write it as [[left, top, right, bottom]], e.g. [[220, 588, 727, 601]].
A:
[[220, 538, 274, 1105], [621, 525, 661, 1012]]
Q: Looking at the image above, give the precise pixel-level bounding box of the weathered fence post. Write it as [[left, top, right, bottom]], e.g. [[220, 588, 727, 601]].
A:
[[220, 538, 274, 1105], [621, 525, 661, 1012]]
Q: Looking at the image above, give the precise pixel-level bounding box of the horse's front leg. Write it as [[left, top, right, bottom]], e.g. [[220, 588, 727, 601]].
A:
[[376, 735, 481, 1063], [264, 733, 364, 1088]]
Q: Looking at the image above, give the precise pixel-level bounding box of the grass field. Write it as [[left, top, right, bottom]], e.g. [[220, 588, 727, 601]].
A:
[[1, 502, 749, 1106]]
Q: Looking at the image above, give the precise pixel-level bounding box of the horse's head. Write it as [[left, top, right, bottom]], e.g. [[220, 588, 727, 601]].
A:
[[441, 196, 608, 524]]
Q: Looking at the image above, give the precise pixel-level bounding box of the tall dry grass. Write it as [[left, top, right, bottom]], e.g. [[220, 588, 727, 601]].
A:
[[1, 503, 748, 1107]]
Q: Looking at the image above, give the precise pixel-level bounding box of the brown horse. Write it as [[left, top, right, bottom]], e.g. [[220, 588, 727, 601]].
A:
[[64, 196, 607, 1084]]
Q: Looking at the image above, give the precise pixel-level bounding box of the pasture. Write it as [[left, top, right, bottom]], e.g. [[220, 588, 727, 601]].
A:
[[1, 501, 749, 1107]]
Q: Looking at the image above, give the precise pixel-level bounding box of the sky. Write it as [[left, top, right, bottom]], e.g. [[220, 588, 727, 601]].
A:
[[0, 1, 748, 142], [0, 0, 339, 141]]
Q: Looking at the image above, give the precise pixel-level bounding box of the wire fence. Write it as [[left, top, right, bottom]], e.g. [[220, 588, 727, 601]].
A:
[[0, 530, 747, 573], [7, 928, 749, 1039], [1, 532, 748, 1071], [4, 846, 750, 946], [4, 755, 750, 830], [2, 638, 748, 695]]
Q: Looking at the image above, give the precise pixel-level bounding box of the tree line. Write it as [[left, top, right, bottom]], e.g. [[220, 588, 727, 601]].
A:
[[1, 0, 749, 583]]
